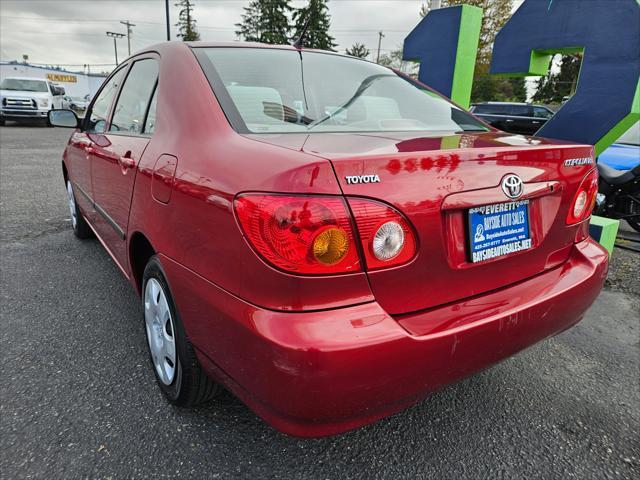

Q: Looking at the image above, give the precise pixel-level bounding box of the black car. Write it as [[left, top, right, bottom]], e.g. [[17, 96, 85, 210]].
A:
[[470, 102, 555, 135]]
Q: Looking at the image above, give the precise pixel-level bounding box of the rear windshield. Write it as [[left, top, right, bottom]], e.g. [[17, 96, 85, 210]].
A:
[[0, 78, 48, 92], [195, 48, 488, 134]]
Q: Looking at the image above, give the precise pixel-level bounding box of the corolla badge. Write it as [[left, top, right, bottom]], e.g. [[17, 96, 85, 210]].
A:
[[501, 174, 524, 199], [345, 174, 381, 185], [564, 157, 594, 167]]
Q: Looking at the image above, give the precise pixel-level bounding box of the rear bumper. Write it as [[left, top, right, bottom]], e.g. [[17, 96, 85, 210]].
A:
[[161, 237, 608, 438]]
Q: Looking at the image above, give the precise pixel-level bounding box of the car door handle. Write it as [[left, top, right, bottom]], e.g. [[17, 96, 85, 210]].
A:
[[532, 120, 541, 124], [505, 119, 514, 122], [118, 153, 136, 169]]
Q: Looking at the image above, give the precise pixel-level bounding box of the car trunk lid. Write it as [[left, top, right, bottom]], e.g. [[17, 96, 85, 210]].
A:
[[305, 131, 594, 315]]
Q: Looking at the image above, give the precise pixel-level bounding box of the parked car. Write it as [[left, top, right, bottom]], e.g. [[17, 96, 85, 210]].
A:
[[0, 77, 65, 126], [50, 42, 608, 438], [62, 95, 89, 116], [469, 102, 555, 135]]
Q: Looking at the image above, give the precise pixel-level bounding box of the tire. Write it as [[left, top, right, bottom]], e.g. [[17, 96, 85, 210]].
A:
[[142, 256, 221, 406], [66, 180, 92, 239]]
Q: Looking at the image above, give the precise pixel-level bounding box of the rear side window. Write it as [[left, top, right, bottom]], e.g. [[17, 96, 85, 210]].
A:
[[144, 86, 158, 134], [110, 59, 159, 135], [505, 105, 531, 116], [87, 67, 126, 133], [473, 104, 507, 115]]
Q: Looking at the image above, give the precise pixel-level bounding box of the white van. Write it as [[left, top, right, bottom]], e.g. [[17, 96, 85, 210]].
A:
[[0, 77, 65, 126]]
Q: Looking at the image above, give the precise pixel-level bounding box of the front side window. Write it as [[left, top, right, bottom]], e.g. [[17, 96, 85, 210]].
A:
[[0, 78, 48, 92], [88, 67, 126, 133], [110, 59, 159, 134], [533, 106, 553, 119], [196, 48, 488, 134]]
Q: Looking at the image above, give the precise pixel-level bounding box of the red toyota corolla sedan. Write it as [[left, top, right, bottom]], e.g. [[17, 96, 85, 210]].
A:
[[50, 42, 608, 437]]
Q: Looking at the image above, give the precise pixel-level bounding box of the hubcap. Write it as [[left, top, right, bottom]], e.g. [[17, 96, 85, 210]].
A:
[[66, 181, 77, 228], [144, 278, 177, 385]]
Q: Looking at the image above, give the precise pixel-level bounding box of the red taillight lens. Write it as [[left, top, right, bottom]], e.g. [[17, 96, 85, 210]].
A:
[[348, 198, 417, 270], [234, 194, 361, 274], [566, 169, 598, 225]]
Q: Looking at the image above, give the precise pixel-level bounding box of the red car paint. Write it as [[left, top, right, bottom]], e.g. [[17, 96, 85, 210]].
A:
[[61, 42, 608, 437]]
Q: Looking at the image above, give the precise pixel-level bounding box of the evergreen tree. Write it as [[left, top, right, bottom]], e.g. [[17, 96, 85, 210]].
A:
[[346, 43, 370, 59], [235, 1, 262, 42], [292, 0, 336, 51], [533, 54, 582, 104], [175, 0, 200, 41], [236, 0, 293, 45]]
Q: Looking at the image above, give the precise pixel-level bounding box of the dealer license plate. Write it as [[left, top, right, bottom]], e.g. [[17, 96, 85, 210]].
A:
[[468, 200, 532, 263]]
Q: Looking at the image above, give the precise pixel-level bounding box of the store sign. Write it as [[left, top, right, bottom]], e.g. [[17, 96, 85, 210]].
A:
[[46, 73, 77, 83], [404, 0, 640, 155]]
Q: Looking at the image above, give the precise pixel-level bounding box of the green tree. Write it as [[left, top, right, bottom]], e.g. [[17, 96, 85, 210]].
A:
[[533, 54, 582, 104], [346, 42, 370, 59], [235, 0, 293, 45], [175, 0, 200, 41], [292, 0, 336, 51], [235, 1, 262, 42]]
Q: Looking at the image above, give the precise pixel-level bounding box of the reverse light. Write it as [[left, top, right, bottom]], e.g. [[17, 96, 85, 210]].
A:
[[234, 194, 361, 274], [566, 169, 598, 225], [372, 221, 405, 260], [348, 199, 417, 270]]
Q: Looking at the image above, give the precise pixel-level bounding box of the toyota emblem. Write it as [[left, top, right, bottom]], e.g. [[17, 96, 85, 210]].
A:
[[501, 174, 524, 199]]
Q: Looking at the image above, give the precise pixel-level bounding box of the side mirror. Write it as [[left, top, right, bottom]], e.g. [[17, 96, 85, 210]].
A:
[[49, 109, 80, 128]]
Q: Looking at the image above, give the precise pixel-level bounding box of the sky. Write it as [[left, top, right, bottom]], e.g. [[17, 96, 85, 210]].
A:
[[0, 0, 523, 73]]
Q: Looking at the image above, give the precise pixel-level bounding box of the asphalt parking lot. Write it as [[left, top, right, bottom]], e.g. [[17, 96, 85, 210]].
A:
[[1, 124, 638, 479]]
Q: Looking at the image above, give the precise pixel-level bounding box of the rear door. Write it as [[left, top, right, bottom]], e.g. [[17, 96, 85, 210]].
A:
[[90, 56, 159, 269], [506, 104, 535, 134]]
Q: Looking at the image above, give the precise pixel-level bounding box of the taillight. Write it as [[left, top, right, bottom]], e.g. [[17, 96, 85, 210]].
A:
[[234, 194, 361, 274], [348, 198, 417, 270], [566, 169, 598, 225]]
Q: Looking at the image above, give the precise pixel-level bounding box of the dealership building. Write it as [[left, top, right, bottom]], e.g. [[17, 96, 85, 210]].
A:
[[0, 61, 107, 99]]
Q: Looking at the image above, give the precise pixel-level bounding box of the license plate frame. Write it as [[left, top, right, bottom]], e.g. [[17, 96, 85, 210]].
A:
[[467, 200, 532, 263]]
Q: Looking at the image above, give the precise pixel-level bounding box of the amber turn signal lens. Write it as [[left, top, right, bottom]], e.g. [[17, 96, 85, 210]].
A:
[[312, 227, 349, 265]]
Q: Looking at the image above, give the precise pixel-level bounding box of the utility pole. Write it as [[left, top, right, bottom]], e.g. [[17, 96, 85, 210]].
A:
[[430, 0, 441, 8], [376, 31, 385, 63], [120, 20, 136, 56], [165, 0, 171, 41], [106, 31, 125, 65]]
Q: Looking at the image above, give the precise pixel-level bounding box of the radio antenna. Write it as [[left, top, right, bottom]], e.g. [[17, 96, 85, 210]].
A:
[[292, 14, 312, 49]]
